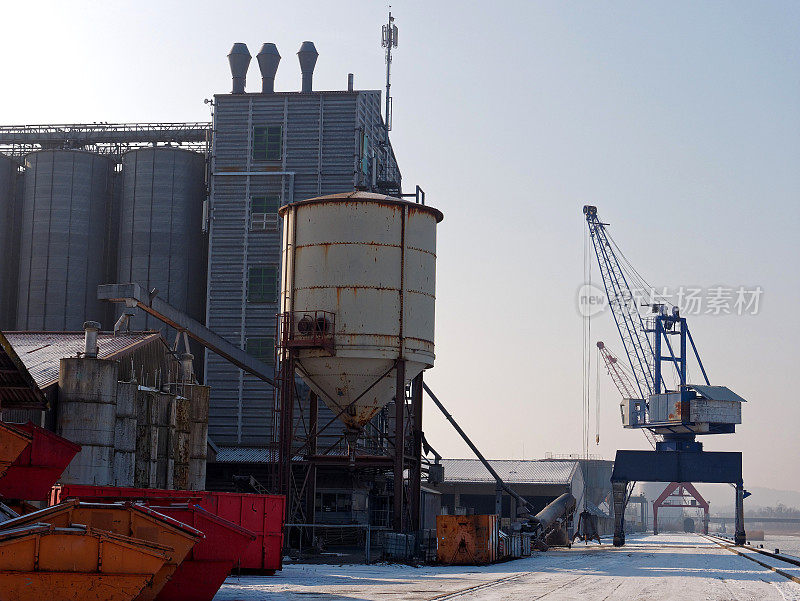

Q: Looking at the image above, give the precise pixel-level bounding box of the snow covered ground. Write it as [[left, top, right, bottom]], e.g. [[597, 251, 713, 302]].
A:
[[215, 533, 800, 601]]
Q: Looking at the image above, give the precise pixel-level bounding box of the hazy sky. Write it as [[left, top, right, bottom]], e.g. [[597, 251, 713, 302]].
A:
[[2, 2, 798, 495]]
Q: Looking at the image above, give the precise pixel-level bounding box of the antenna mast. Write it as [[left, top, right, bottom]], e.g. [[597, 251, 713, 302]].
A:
[[381, 8, 398, 181]]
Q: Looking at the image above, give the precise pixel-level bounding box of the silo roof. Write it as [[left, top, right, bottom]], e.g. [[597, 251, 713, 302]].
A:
[[279, 191, 444, 223], [439, 459, 579, 485]]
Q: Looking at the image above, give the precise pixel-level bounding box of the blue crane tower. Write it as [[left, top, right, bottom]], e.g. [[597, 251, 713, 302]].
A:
[[583, 205, 747, 546]]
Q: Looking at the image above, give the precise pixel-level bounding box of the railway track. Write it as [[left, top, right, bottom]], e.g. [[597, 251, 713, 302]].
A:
[[703, 534, 800, 584]]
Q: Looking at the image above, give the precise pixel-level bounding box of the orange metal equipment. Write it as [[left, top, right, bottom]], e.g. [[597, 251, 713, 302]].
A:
[[436, 514, 499, 565], [0, 523, 172, 601], [0, 500, 203, 601], [0, 421, 32, 479]]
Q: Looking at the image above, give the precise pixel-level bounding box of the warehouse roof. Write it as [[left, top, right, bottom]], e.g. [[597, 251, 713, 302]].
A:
[[3, 331, 165, 390], [440, 459, 579, 485], [0, 331, 47, 411]]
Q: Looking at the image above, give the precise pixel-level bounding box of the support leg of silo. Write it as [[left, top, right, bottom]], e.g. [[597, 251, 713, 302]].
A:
[[409, 373, 423, 541], [393, 360, 406, 533], [305, 391, 318, 527]]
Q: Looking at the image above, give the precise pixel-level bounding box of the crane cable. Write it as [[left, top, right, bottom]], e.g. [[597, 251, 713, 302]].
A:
[[595, 347, 600, 445], [582, 223, 592, 514]]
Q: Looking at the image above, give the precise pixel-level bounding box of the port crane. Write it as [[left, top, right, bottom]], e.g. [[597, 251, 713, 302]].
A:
[[582, 205, 747, 546], [596, 341, 657, 449]]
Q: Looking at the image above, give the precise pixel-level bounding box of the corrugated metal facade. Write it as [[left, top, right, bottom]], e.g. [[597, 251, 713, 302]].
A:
[[205, 89, 400, 448], [16, 150, 115, 331], [0, 154, 19, 329]]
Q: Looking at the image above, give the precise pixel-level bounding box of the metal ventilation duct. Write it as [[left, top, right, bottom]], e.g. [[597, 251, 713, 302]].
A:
[[227, 43, 251, 94], [297, 41, 318, 93], [256, 43, 280, 94]]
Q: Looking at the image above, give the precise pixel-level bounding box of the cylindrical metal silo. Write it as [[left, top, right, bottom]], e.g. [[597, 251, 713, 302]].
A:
[[279, 191, 443, 432], [16, 150, 114, 330], [0, 154, 18, 329], [57, 356, 118, 486], [117, 148, 206, 333]]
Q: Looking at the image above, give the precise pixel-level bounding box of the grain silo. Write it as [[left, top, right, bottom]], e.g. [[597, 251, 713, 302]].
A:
[[16, 150, 114, 331], [279, 191, 443, 434], [116, 147, 207, 334], [0, 154, 18, 328]]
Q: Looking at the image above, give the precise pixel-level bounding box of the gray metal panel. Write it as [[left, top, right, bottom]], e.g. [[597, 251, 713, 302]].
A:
[[0, 155, 18, 328], [16, 150, 114, 330], [117, 148, 207, 338], [689, 385, 747, 404]]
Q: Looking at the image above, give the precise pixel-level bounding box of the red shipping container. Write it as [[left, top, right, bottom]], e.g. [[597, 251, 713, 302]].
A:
[[0, 422, 80, 500], [50, 485, 285, 573], [200, 491, 284, 574], [151, 504, 256, 601]]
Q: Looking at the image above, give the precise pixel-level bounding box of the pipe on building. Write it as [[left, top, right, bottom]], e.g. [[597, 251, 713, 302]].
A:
[[228, 43, 251, 94], [256, 43, 281, 93], [297, 41, 318, 93], [347, 73, 354, 91], [83, 321, 100, 359]]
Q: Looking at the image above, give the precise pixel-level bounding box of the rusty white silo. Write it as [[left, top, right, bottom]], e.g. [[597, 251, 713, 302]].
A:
[[279, 191, 443, 434]]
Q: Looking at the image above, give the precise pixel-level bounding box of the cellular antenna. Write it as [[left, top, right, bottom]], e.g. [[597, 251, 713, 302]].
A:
[[381, 8, 398, 180]]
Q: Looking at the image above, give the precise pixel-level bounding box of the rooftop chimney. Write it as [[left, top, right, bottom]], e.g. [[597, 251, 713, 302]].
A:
[[180, 353, 195, 383], [297, 41, 318, 93], [83, 321, 100, 359], [347, 73, 354, 91], [228, 43, 251, 94], [256, 43, 281, 94]]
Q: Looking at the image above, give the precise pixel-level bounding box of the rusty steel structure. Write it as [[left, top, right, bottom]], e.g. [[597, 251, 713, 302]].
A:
[[273, 192, 442, 537], [652, 482, 710, 535], [0, 122, 210, 159]]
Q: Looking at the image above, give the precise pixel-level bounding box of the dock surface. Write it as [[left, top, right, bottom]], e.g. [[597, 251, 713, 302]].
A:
[[215, 534, 800, 600]]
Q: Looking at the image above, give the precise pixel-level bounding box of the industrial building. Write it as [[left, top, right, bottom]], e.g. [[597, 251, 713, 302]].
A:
[[0, 41, 403, 469], [1, 328, 208, 490], [0, 38, 599, 551]]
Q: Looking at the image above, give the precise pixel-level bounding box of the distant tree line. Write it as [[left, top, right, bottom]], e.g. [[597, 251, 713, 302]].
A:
[[746, 503, 800, 518]]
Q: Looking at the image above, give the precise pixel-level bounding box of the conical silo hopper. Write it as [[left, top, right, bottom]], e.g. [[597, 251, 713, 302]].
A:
[[278, 192, 443, 434]]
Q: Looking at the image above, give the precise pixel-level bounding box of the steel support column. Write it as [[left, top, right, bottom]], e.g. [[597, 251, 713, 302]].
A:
[[495, 482, 503, 517], [279, 354, 296, 524], [612, 480, 628, 546], [653, 503, 659, 535], [393, 360, 406, 533], [409, 372, 423, 534], [735, 482, 746, 545], [305, 391, 318, 527]]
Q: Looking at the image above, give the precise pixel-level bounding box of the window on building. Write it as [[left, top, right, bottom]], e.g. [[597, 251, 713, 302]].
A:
[[247, 265, 278, 303], [246, 336, 275, 365], [250, 195, 280, 231], [252, 125, 282, 161]]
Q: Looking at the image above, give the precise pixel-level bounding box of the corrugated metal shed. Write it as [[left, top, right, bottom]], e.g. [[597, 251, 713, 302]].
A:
[[0, 331, 47, 410], [439, 459, 579, 485], [3, 331, 164, 390]]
